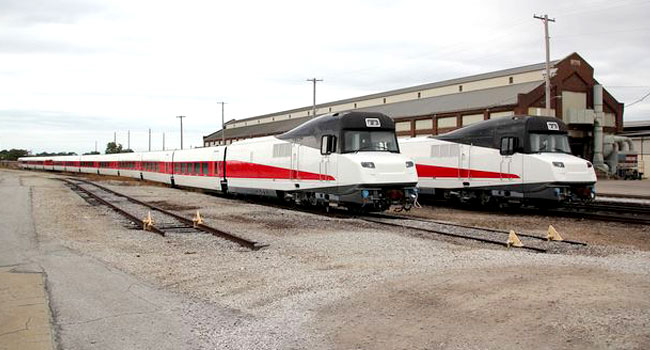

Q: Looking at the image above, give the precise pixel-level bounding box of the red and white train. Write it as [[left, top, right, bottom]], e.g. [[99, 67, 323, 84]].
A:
[[399, 115, 597, 205], [20, 112, 419, 212]]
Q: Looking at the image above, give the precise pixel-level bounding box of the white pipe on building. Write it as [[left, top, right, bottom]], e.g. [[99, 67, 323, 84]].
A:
[[593, 84, 609, 172]]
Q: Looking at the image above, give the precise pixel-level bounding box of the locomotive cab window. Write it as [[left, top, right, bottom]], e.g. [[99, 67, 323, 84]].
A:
[[529, 133, 571, 154], [342, 130, 398, 153], [500, 137, 518, 156], [320, 135, 337, 155]]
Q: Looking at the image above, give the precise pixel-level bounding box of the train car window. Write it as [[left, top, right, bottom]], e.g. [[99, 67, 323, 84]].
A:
[[174, 163, 179, 173], [180, 163, 185, 173], [273, 143, 292, 158], [202, 162, 209, 176], [194, 163, 200, 174]]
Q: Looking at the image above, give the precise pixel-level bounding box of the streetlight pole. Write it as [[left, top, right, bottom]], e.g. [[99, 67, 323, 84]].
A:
[[216, 101, 226, 145], [306, 78, 323, 117], [148, 128, 151, 151], [176, 116, 186, 149], [534, 14, 555, 111]]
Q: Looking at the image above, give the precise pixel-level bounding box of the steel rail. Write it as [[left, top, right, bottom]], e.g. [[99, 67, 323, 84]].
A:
[[72, 178, 267, 250], [361, 217, 548, 253], [64, 179, 166, 236], [369, 214, 587, 246]]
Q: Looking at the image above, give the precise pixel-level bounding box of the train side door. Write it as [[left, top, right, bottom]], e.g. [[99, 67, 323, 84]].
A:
[[499, 136, 523, 188], [460, 144, 472, 183], [499, 137, 515, 181], [291, 143, 300, 181], [320, 135, 338, 182]]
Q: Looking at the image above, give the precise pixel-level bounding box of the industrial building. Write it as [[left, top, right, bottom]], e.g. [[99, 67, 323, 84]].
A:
[[204, 52, 633, 175], [622, 120, 650, 176]]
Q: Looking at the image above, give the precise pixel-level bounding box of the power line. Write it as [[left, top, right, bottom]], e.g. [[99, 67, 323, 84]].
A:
[[626, 90, 650, 107]]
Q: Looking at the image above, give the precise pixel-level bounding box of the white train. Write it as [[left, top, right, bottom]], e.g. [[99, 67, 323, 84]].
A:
[[399, 115, 597, 205], [20, 112, 419, 212]]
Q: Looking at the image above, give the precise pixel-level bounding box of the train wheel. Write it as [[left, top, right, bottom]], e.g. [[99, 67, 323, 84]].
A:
[[479, 192, 492, 206]]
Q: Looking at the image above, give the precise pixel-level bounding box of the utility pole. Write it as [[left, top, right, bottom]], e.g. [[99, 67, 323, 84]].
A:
[[128, 130, 130, 150], [113, 132, 116, 144], [534, 14, 555, 111], [163, 132, 165, 151], [148, 128, 151, 151], [176, 116, 186, 150], [306, 78, 323, 118], [94, 141, 97, 153], [217, 101, 226, 145]]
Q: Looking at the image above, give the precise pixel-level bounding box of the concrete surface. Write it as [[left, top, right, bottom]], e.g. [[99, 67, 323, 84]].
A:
[[0, 170, 224, 350], [596, 178, 650, 197], [0, 268, 53, 350]]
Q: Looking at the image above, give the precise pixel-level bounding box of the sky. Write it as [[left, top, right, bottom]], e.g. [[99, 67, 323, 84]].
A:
[[1, 0, 649, 154]]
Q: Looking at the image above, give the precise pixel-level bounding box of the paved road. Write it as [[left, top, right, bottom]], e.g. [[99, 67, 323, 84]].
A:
[[0, 170, 222, 349]]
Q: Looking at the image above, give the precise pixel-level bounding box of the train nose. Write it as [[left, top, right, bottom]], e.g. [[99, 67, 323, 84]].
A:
[[359, 157, 418, 182]]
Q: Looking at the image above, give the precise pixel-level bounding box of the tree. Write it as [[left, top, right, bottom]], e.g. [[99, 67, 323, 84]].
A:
[[0, 149, 29, 161], [83, 151, 100, 155], [35, 151, 77, 156], [105, 142, 123, 154]]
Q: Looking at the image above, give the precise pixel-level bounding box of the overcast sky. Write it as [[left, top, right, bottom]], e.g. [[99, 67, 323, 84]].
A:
[[1, 0, 649, 154]]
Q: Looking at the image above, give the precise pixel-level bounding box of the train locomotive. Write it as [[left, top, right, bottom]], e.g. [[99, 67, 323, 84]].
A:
[[399, 115, 597, 205], [20, 112, 419, 212]]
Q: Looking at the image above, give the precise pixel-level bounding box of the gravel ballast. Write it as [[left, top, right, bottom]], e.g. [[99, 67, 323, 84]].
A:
[[21, 172, 650, 349]]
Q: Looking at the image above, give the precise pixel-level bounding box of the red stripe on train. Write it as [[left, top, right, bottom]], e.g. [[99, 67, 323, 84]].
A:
[[416, 164, 520, 179], [225, 161, 335, 181]]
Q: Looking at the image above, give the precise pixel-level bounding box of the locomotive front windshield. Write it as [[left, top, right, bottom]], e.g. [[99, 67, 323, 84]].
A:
[[342, 130, 399, 153], [529, 133, 571, 153]]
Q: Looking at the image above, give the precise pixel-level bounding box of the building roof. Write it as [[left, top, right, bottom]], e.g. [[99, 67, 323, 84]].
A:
[[354, 80, 542, 118], [224, 60, 555, 126], [204, 81, 542, 142]]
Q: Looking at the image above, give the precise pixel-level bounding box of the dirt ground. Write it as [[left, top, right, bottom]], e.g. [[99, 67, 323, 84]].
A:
[[10, 170, 650, 349]]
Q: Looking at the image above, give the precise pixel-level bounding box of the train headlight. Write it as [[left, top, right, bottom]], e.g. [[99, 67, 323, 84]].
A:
[[587, 161, 593, 168], [361, 190, 370, 198], [361, 162, 375, 169], [552, 161, 565, 168], [405, 161, 414, 168]]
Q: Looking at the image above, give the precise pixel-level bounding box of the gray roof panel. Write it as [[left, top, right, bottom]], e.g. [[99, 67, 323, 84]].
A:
[[204, 81, 542, 142]]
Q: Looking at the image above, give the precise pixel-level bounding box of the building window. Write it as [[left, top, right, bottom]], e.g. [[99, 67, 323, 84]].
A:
[[509, 76, 514, 84], [383, 98, 386, 104], [415, 119, 433, 130], [329, 107, 332, 112], [417, 92, 421, 98], [354, 103, 357, 108], [395, 121, 411, 132], [458, 85, 463, 92], [462, 114, 484, 126], [437, 116, 457, 128]]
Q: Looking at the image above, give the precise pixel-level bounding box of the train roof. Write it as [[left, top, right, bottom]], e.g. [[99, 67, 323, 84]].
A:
[[435, 115, 568, 141], [277, 111, 395, 140]]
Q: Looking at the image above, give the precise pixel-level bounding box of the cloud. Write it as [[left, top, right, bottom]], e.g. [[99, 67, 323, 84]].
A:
[[0, 0, 108, 26]]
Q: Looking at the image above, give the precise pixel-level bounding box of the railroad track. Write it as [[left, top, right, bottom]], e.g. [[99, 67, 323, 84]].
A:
[[250, 198, 583, 253], [553, 201, 650, 225], [63, 178, 267, 250], [360, 214, 586, 254], [419, 196, 650, 225]]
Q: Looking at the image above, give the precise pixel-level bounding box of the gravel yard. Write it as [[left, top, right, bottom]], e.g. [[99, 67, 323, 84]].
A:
[[21, 171, 650, 349]]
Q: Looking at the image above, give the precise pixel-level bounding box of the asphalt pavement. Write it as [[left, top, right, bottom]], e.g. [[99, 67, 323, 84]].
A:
[[0, 170, 218, 349]]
